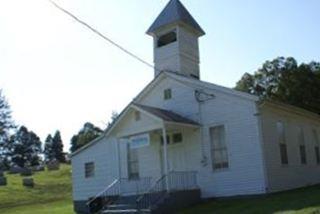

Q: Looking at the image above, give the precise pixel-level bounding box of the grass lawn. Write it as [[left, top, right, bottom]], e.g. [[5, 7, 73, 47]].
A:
[[181, 185, 320, 214], [0, 164, 74, 214], [1, 165, 320, 214]]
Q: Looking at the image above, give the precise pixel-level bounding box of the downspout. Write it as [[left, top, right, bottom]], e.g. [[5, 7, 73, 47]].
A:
[[198, 100, 208, 166], [195, 89, 215, 167]]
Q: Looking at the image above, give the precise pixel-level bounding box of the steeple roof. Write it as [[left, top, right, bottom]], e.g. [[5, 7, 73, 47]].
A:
[[147, 0, 205, 36]]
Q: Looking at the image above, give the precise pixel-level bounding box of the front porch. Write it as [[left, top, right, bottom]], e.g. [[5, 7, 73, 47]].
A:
[[88, 103, 201, 213]]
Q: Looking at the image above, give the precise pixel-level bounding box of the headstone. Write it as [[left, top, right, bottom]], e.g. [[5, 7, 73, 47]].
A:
[[47, 161, 60, 171], [0, 177, 7, 186], [22, 178, 34, 188], [9, 166, 23, 174], [31, 165, 45, 172], [20, 168, 33, 177]]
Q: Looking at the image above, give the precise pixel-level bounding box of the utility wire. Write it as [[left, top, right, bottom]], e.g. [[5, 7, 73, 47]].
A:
[[48, 0, 156, 70]]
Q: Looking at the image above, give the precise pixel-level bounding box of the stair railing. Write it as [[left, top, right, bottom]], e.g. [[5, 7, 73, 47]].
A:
[[87, 179, 120, 214], [136, 174, 168, 211], [136, 171, 198, 211]]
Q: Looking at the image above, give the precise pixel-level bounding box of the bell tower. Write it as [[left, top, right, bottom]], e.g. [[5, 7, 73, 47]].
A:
[[147, 0, 205, 79]]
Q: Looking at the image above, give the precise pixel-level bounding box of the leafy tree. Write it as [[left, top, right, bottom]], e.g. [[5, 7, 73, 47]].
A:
[[0, 90, 15, 169], [52, 130, 65, 163], [44, 134, 54, 163], [8, 126, 42, 167], [235, 57, 320, 114], [70, 122, 103, 153]]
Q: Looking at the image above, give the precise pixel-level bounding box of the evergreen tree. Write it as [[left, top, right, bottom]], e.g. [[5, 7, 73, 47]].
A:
[[70, 122, 103, 153], [52, 130, 65, 163], [44, 134, 54, 163], [0, 90, 15, 169], [107, 111, 119, 128], [9, 126, 42, 167]]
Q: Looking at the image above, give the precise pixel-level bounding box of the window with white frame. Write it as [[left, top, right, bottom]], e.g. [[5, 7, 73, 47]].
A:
[[210, 125, 229, 170], [85, 162, 95, 178], [298, 126, 307, 165], [313, 129, 320, 165], [127, 144, 139, 180], [277, 121, 288, 165]]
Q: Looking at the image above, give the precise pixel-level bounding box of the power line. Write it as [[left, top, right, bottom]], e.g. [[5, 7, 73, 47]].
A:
[[48, 0, 156, 70]]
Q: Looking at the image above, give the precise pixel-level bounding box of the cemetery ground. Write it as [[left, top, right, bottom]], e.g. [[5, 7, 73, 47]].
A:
[[0, 164, 73, 214]]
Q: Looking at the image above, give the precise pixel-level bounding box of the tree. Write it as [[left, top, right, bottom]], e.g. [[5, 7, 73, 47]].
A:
[[0, 90, 15, 169], [107, 111, 119, 128], [44, 134, 54, 163], [52, 130, 65, 163], [9, 126, 42, 167], [235, 57, 320, 114], [70, 122, 103, 153]]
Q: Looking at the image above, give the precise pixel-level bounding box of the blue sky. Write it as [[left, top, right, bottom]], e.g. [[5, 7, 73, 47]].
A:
[[0, 0, 319, 150]]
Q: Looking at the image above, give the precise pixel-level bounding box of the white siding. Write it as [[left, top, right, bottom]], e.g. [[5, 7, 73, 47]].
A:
[[72, 136, 118, 201], [260, 105, 320, 192], [138, 77, 267, 197], [72, 75, 267, 200]]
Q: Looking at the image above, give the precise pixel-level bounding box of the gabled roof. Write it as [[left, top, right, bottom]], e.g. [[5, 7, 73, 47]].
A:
[[147, 0, 205, 36], [133, 103, 199, 126]]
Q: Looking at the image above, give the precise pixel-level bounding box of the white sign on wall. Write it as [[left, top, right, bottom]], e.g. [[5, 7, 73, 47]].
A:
[[130, 134, 150, 149]]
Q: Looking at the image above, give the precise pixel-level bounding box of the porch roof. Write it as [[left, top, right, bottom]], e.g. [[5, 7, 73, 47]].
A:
[[133, 103, 199, 126]]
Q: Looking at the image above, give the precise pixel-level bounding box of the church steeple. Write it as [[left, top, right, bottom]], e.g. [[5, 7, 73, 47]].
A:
[[147, 0, 205, 79]]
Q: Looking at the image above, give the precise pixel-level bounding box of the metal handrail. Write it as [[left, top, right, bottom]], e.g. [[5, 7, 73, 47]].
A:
[[136, 174, 167, 210], [86, 179, 119, 206], [87, 179, 120, 214], [136, 171, 198, 210]]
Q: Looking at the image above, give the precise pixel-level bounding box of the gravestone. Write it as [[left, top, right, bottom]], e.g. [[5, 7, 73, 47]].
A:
[[22, 178, 34, 188], [9, 166, 23, 174], [31, 165, 45, 172], [0, 176, 7, 186], [47, 161, 60, 171], [20, 168, 33, 177]]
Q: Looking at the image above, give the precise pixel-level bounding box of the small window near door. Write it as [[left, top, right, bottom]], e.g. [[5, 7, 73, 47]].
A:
[[160, 135, 171, 145], [85, 162, 95, 178], [172, 133, 183, 144], [127, 145, 139, 180], [210, 125, 229, 170]]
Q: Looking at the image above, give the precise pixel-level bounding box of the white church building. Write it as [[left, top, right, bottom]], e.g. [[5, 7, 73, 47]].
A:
[[71, 0, 320, 213]]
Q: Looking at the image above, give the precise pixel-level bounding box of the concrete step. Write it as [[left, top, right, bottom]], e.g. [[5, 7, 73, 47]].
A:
[[106, 204, 136, 210], [102, 208, 150, 214]]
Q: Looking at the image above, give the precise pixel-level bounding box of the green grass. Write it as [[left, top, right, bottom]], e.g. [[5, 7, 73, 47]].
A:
[[180, 185, 320, 214], [1, 166, 320, 214], [0, 164, 74, 214]]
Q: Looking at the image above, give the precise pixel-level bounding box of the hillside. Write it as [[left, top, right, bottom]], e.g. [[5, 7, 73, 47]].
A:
[[0, 164, 73, 214]]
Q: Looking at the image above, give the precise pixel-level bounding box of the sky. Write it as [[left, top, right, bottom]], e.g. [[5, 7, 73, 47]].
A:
[[0, 0, 319, 151]]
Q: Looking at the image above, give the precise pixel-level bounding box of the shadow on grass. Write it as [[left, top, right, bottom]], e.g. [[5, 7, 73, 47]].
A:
[[181, 185, 320, 214]]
